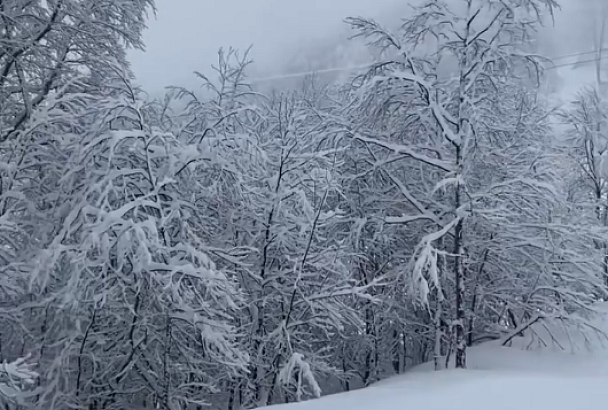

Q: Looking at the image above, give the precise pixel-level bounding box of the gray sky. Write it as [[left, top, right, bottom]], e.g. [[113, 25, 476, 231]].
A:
[[128, 0, 601, 97], [128, 0, 401, 93]]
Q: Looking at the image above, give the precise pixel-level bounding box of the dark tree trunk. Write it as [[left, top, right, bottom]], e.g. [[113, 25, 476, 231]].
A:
[[453, 146, 466, 369]]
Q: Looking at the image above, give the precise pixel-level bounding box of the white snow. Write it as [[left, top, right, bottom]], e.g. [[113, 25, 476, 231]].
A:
[[263, 306, 608, 410]]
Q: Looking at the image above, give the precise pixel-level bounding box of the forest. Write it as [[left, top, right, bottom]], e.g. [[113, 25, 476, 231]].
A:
[[0, 0, 608, 409]]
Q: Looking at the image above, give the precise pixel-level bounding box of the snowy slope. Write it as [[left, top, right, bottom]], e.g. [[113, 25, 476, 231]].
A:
[[265, 308, 608, 410]]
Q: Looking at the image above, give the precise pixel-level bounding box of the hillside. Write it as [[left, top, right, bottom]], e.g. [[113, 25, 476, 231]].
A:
[[264, 307, 608, 410]]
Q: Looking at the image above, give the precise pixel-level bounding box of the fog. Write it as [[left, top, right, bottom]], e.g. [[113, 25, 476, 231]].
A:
[[128, 0, 605, 96], [128, 0, 402, 93]]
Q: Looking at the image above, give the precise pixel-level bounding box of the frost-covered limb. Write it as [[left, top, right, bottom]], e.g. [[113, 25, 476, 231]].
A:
[[0, 356, 38, 405], [0, 0, 154, 143]]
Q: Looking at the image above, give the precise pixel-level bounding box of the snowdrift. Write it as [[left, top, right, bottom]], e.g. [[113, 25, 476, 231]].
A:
[[264, 305, 608, 410]]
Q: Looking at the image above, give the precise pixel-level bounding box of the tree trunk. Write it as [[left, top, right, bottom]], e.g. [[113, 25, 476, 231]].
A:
[[392, 328, 401, 374], [454, 222, 466, 368], [434, 289, 444, 371], [453, 147, 466, 369], [342, 347, 351, 392]]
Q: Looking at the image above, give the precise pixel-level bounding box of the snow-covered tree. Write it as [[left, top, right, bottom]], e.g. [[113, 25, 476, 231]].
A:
[[4, 0, 608, 408], [168, 51, 390, 407], [1, 67, 245, 410], [0, 0, 154, 143], [344, 0, 604, 369], [560, 87, 608, 286], [0, 1, 156, 375]]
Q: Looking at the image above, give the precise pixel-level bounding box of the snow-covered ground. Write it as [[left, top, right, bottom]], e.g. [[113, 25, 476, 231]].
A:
[[265, 307, 608, 410]]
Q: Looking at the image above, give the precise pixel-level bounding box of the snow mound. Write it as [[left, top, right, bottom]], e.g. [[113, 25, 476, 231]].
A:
[[264, 305, 608, 410]]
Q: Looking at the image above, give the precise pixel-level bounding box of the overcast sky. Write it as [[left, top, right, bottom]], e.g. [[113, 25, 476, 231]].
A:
[[127, 0, 402, 93], [127, 0, 601, 96]]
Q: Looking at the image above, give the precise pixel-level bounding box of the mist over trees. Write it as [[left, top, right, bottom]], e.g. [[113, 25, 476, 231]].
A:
[[1, 0, 608, 409]]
